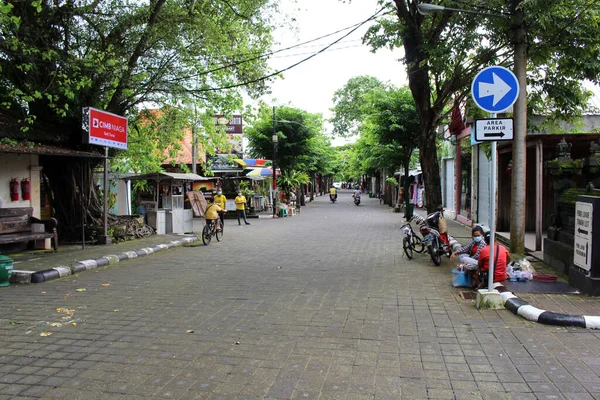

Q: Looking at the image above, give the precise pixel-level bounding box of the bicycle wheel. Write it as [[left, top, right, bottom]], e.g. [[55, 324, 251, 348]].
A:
[[403, 237, 413, 259], [411, 235, 425, 253], [202, 225, 212, 245], [215, 228, 223, 242]]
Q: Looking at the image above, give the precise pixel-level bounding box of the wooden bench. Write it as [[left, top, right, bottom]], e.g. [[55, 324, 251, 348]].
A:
[[0, 207, 58, 251]]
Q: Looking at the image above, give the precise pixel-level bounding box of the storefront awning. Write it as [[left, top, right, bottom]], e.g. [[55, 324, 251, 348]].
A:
[[121, 172, 211, 182], [0, 142, 105, 158]]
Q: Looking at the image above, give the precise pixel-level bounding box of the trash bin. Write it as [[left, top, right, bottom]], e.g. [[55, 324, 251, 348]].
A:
[[405, 200, 414, 220], [0, 255, 13, 287], [369, 192, 373, 198]]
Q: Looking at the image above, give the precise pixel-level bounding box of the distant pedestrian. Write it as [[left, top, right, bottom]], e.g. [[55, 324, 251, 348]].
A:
[[235, 191, 251, 225]]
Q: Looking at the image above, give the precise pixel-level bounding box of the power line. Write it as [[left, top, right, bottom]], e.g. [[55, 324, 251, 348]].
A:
[[175, 12, 390, 82], [193, 7, 389, 93]]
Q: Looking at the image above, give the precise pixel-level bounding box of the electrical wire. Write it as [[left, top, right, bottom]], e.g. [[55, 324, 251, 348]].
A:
[[174, 13, 391, 82], [192, 6, 389, 93]]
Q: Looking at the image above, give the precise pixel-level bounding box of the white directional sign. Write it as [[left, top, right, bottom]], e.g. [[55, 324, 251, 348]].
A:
[[471, 66, 519, 113], [574, 201, 593, 271], [475, 118, 513, 142]]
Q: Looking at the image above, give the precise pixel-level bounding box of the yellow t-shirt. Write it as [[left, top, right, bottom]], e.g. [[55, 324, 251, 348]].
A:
[[329, 188, 336, 195], [205, 204, 222, 220], [214, 194, 226, 209], [235, 195, 247, 210]]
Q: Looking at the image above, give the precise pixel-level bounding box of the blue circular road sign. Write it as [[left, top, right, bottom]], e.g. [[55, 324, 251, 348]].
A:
[[471, 66, 519, 113]]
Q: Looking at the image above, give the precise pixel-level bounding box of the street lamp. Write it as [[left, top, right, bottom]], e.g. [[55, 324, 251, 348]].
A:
[[417, 2, 528, 288]]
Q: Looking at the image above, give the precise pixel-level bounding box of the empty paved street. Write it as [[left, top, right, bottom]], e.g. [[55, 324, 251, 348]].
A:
[[1, 192, 599, 399]]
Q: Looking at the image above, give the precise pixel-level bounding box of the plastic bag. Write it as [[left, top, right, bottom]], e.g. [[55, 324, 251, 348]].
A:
[[508, 259, 535, 281], [452, 268, 472, 288]]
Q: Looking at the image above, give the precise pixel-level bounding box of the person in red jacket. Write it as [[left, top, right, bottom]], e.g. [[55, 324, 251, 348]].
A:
[[474, 232, 510, 289]]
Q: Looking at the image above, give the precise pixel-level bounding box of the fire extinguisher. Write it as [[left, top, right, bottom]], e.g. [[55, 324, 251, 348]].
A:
[[21, 177, 31, 201], [10, 178, 19, 201]]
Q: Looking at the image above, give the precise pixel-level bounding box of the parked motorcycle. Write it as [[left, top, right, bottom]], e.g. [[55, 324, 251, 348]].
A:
[[419, 209, 451, 266], [353, 194, 361, 206]]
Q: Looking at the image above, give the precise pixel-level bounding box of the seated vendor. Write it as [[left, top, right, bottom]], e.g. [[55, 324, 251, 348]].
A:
[[472, 232, 510, 289], [450, 226, 487, 268]]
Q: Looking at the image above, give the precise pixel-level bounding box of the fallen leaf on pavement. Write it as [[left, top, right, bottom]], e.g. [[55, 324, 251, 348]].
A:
[[71, 322, 77, 327], [41, 292, 46, 294], [100, 283, 110, 287], [235, 341, 240, 345], [75, 288, 86, 292], [10, 321, 23, 326], [113, 309, 119, 312], [186, 330, 194, 333], [49, 323, 62, 327], [40, 332, 52, 337]]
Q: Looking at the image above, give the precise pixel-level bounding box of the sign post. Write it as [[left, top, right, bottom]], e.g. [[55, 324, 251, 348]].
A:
[[471, 66, 519, 293], [82, 108, 128, 244]]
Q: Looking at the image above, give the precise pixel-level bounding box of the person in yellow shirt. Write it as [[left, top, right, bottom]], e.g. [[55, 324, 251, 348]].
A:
[[234, 191, 251, 225], [213, 190, 227, 228], [205, 199, 225, 230], [329, 186, 337, 201]]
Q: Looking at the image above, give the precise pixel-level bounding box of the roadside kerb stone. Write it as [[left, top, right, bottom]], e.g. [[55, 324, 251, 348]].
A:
[[8, 235, 198, 285]]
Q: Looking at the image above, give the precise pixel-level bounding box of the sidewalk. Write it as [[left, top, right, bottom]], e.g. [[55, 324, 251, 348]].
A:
[[411, 206, 600, 328], [4, 233, 198, 284]]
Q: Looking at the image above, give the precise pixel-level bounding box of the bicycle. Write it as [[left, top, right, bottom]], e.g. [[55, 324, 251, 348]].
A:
[[401, 216, 425, 259], [202, 218, 223, 245]]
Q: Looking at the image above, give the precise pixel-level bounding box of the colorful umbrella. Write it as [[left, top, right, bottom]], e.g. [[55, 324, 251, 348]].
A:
[[243, 159, 271, 167], [246, 167, 278, 177]]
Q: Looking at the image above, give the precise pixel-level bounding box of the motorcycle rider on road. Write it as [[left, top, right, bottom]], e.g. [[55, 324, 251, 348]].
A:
[[329, 186, 337, 202]]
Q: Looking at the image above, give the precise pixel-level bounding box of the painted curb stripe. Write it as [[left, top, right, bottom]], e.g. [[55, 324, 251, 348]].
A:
[[504, 298, 528, 314], [135, 249, 147, 256], [537, 311, 586, 328], [52, 266, 71, 277], [116, 253, 130, 261], [79, 260, 98, 270], [95, 258, 109, 267], [157, 244, 168, 250], [125, 251, 138, 259], [584, 316, 600, 329], [516, 304, 545, 321], [150, 245, 163, 252], [72, 263, 87, 273]]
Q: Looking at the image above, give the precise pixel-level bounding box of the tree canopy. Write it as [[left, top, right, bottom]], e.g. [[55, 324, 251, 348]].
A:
[[0, 0, 279, 146], [245, 104, 325, 176]]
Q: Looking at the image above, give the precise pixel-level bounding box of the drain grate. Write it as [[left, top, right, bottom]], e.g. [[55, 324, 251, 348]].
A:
[[459, 291, 477, 300]]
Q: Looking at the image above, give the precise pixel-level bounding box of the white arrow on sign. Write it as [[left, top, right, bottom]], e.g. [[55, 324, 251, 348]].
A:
[[478, 73, 512, 106]]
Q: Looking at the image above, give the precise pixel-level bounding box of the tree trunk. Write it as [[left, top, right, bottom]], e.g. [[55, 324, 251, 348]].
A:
[[41, 156, 109, 241], [310, 174, 315, 201], [419, 126, 443, 212], [510, 0, 527, 256]]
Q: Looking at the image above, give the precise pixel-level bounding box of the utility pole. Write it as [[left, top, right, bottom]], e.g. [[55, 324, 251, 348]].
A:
[[272, 106, 278, 218], [510, 0, 527, 255]]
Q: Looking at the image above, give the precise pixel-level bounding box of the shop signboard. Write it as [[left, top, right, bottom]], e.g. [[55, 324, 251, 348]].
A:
[[82, 107, 128, 149]]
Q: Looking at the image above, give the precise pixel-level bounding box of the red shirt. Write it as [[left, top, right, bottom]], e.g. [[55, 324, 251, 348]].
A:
[[478, 244, 509, 282]]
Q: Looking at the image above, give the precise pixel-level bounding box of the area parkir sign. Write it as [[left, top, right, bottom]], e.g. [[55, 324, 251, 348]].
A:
[[82, 107, 128, 150], [475, 118, 514, 142]]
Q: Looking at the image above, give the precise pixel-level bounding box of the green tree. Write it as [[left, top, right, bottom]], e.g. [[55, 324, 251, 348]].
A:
[[245, 104, 322, 177], [362, 85, 420, 213], [364, 0, 600, 253], [330, 75, 385, 136], [0, 0, 279, 239]]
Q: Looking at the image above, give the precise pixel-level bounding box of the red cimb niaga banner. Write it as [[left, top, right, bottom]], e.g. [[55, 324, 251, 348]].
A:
[[83, 107, 128, 150]]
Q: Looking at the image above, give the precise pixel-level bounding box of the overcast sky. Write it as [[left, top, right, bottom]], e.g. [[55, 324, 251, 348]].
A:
[[255, 0, 408, 144]]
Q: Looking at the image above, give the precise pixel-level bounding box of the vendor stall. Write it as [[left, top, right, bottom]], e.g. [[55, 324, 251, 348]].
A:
[[122, 172, 210, 234]]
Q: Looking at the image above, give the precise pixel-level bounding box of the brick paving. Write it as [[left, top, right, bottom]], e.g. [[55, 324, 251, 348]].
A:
[[0, 191, 599, 399]]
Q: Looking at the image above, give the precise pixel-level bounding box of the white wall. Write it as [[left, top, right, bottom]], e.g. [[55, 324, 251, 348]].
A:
[[0, 154, 41, 216]]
